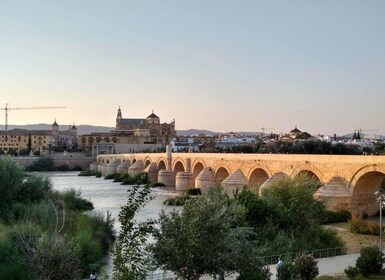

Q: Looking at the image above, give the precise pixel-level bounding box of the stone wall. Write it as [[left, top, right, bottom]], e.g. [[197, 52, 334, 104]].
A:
[[7, 156, 95, 170]]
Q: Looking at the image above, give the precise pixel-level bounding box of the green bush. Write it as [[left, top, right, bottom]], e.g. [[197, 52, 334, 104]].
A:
[[78, 169, 97, 176], [349, 218, 381, 235], [50, 188, 94, 211], [163, 195, 191, 206], [344, 265, 361, 279], [355, 246, 384, 276], [0, 226, 28, 279], [26, 157, 55, 171], [95, 172, 102, 178], [70, 229, 103, 273], [121, 172, 148, 185], [277, 258, 293, 280], [323, 210, 352, 224], [292, 253, 319, 280], [149, 181, 166, 188], [104, 174, 115, 180], [186, 188, 201, 195]]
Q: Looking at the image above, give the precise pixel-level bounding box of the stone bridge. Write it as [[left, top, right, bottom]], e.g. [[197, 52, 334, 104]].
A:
[[93, 148, 385, 217]]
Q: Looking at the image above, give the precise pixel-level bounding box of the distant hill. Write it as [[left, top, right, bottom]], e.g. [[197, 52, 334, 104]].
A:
[[176, 129, 218, 136], [0, 124, 115, 135]]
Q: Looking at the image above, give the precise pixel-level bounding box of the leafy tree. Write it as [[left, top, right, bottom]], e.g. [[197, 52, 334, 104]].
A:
[[151, 187, 270, 280], [355, 246, 384, 276], [112, 185, 155, 280], [253, 176, 343, 255], [292, 253, 319, 280]]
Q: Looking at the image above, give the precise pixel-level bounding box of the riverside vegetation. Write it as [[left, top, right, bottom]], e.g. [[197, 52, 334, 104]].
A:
[[0, 157, 115, 280], [111, 176, 347, 280]]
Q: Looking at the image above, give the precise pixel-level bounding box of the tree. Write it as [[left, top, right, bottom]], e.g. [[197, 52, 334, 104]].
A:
[[27, 133, 32, 154], [151, 187, 270, 280], [255, 175, 343, 254], [355, 246, 384, 276], [112, 185, 155, 280], [292, 254, 319, 280]]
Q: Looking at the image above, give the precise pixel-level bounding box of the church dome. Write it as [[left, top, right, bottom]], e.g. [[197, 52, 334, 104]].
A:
[[290, 126, 301, 133]]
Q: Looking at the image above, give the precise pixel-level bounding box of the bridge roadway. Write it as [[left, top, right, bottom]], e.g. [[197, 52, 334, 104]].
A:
[[96, 152, 385, 217]]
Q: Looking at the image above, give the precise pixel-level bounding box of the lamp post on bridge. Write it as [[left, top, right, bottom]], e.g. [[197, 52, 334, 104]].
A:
[[374, 189, 385, 254]]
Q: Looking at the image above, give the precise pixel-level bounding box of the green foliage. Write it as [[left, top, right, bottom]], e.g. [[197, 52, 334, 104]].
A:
[[112, 185, 155, 280], [152, 186, 268, 280], [276, 258, 294, 280], [70, 229, 103, 272], [105, 173, 116, 180], [18, 148, 30, 156], [0, 157, 25, 212], [355, 246, 384, 276], [50, 188, 94, 211], [0, 157, 115, 279], [186, 188, 201, 195], [163, 194, 191, 206], [26, 157, 55, 171], [25, 233, 83, 280], [78, 168, 97, 176], [323, 210, 352, 224], [344, 265, 361, 279], [237, 266, 271, 280], [0, 225, 28, 279], [349, 218, 381, 235], [292, 254, 319, 280], [236, 177, 343, 256], [95, 171, 102, 177], [19, 174, 52, 203], [120, 172, 149, 185], [149, 181, 166, 188]]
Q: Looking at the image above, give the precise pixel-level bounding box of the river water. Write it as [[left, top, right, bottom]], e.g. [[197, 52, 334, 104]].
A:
[[39, 171, 179, 277]]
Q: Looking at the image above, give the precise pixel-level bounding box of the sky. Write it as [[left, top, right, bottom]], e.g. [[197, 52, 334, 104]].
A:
[[1, 0, 385, 136]]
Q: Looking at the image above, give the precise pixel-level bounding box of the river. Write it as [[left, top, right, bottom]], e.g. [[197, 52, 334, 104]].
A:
[[39, 171, 179, 278]]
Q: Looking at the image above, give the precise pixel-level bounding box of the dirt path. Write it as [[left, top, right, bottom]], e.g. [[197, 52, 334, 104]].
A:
[[328, 222, 380, 254]]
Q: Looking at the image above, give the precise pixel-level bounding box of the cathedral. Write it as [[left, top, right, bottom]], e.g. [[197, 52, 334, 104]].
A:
[[115, 107, 175, 144], [79, 107, 176, 155]]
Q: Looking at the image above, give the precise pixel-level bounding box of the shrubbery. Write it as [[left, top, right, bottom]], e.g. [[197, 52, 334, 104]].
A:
[[323, 210, 352, 224], [344, 246, 384, 278], [348, 218, 382, 235], [355, 246, 384, 276], [0, 157, 115, 278]]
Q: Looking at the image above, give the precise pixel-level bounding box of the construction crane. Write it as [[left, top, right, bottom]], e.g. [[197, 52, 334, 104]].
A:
[[1, 103, 66, 132], [261, 127, 274, 136]]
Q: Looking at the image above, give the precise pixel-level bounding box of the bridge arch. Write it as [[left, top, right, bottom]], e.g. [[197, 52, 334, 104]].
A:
[[348, 164, 385, 194], [192, 160, 206, 181], [173, 160, 186, 174], [157, 158, 167, 171], [215, 165, 231, 183], [291, 163, 324, 183], [144, 157, 152, 169], [294, 170, 322, 185], [351, 170, 385, 217], [247, 164, 272, 189]]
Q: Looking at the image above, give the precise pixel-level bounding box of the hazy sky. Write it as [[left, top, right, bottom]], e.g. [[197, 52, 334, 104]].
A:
[[1, 1, 385, 136]]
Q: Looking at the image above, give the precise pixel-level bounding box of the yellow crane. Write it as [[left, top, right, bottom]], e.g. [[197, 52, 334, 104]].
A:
[[1, 103, 66, 132]]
